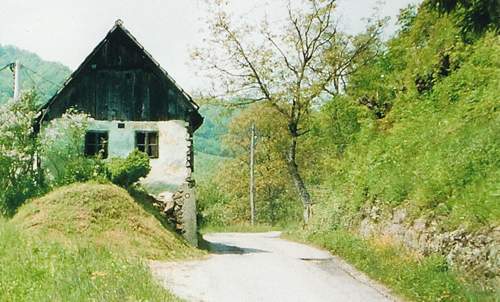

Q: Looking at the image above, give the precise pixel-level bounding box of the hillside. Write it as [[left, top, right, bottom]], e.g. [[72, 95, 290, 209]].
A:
[[0, 45, 71, 105]]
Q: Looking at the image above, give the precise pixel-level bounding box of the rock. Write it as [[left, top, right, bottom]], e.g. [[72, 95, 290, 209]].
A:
[[392, 208, 406, 224]]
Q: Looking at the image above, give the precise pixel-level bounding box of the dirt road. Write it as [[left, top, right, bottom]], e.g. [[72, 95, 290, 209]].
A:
[[151, 232, 399, 302]]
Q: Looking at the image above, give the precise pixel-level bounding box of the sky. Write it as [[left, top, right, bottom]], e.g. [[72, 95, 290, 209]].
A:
[[0, 0, 420, 93]]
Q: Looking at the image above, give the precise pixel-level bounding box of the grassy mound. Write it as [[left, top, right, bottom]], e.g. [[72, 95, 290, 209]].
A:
[[11, 182, 199, 260]]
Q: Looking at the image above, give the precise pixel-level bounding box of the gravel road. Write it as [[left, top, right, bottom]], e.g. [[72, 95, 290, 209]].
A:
[[151, 232, 399, 302]]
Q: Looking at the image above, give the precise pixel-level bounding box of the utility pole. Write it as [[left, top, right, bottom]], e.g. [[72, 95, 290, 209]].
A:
[[13, 60, 21, 100], [249, 123, 256, 225]]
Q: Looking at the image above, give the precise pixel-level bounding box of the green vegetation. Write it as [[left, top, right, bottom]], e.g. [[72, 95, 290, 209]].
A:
[[200, 223, 280, 234], [107, 150, 151, 188], [0, 219, 181, 302], [288, 230, 496, 302], [12, 183, 199, 260], [0, 92, 45, 216], [306, 8, 499, 231], [197, 0, 499, 233]]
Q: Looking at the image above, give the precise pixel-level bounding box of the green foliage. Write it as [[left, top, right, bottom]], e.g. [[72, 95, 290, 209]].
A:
[[40, 109, 108, 187], [0, 92, 45, 216], [291, 229, 496, 301], [426, 0, 500, 36], [196, 179, 233, 228], [0, 45, 71, 106], [0, 220, 181, 302], [299, 2, 500, 231], [107, 150, 151, 188], [197, 103, 302, 227], [311, 96, 364, 155]]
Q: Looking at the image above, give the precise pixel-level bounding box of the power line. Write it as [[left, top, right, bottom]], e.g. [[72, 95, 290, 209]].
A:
[[0, 63, 14, 73], [22, 64, 63, 89]]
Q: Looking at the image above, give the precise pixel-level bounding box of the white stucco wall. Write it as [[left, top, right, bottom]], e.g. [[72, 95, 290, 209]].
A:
[[89, 120, 191, 198]]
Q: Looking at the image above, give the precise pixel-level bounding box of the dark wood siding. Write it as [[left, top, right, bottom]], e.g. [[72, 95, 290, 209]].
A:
[[45, 27, 191, 122]]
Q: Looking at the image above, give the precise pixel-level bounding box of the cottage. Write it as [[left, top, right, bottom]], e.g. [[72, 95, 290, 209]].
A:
[[38, 20, 203, 246]]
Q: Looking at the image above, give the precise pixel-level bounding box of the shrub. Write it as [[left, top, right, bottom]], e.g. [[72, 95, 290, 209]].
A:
[[107, 150, 151, 188], [39, 109, 107, 187], [0, 92, 45, 216]]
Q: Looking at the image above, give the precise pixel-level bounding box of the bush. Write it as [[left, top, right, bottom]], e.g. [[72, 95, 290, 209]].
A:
[[40, 109, 108, 187], [107, 150, 151, 188], [0, 92, 44, 216]]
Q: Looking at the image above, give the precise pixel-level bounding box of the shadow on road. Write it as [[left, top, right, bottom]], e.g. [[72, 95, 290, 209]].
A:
[[198, 237, 269, 255]]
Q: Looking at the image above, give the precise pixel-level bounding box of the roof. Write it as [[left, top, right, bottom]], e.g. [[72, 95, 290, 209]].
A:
[[38, 19, 202, 130]]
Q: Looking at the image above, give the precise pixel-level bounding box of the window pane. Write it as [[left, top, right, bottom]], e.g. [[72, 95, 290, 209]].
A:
[[85, 143, 96, 156], [136, 132, 145, 145], [85, 131, 108, 158], [149, 145, 159, 158], [85, 132, 95, 146], [135, 131, 159, 158], [148, 132, 158, 145]]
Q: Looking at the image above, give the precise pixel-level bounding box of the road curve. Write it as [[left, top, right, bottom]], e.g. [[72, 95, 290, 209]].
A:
[[151, 232, 399, 302]]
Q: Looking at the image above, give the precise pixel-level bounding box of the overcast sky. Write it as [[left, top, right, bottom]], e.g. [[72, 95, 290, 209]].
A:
[[0, 0, 419, 92]]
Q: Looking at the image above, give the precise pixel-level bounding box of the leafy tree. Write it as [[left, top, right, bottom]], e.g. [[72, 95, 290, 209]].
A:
[[211, 103, 300, 225], [427, 0, 499, 36], [194, 0, 383, 223], [0, 92, 44, 215]]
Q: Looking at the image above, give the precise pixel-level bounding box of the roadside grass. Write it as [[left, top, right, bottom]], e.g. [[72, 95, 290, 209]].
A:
[[0, 219, 181, 302], [287, 229, 497, 302], [200, 223, 281, 234]]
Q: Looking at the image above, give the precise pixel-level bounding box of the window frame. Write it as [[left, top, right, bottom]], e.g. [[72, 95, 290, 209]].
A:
[[135, 131, 159, 159], [84, 130, 109, 159]]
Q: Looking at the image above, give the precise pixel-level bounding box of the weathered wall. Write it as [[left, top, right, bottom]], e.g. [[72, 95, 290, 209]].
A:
[[89, 119, 191, 194]]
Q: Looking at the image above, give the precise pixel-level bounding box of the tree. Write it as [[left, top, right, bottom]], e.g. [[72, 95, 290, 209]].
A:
[[0, 92, 44, 215], [427, 0, 499, 36], [194, 0, 383, 223]]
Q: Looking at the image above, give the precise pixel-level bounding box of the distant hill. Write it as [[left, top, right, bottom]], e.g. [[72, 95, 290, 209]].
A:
[[0, 45, 71, 105], [194, 104, 237, 157]]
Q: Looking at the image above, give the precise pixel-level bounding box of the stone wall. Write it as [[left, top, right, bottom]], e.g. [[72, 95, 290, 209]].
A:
[[358, 205, 499, 280]]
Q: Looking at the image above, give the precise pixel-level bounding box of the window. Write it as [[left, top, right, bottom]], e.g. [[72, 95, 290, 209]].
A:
[[85, 131, 108, 158], [136, 131, 159, 158]]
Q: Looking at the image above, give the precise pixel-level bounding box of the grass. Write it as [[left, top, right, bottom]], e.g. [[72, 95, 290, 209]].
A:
[[11, 182, 201, 260], [200, 222, 281, 234], [0, 219, 181, 302], [1, 182, 205, 301], [287, 229, 498, 302]]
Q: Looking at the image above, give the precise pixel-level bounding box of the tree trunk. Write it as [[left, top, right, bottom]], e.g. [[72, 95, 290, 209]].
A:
[[286, 133, 312, 224]]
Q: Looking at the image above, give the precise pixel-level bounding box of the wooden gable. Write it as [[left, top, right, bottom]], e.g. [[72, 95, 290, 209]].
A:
[[39, 20, 203, 130]]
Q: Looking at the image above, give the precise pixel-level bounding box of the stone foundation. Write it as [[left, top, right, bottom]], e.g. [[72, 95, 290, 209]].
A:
[[158, 182, 198, 247]]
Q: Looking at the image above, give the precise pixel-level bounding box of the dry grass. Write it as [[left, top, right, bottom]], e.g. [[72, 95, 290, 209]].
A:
[[11, 182, 202, 260]]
